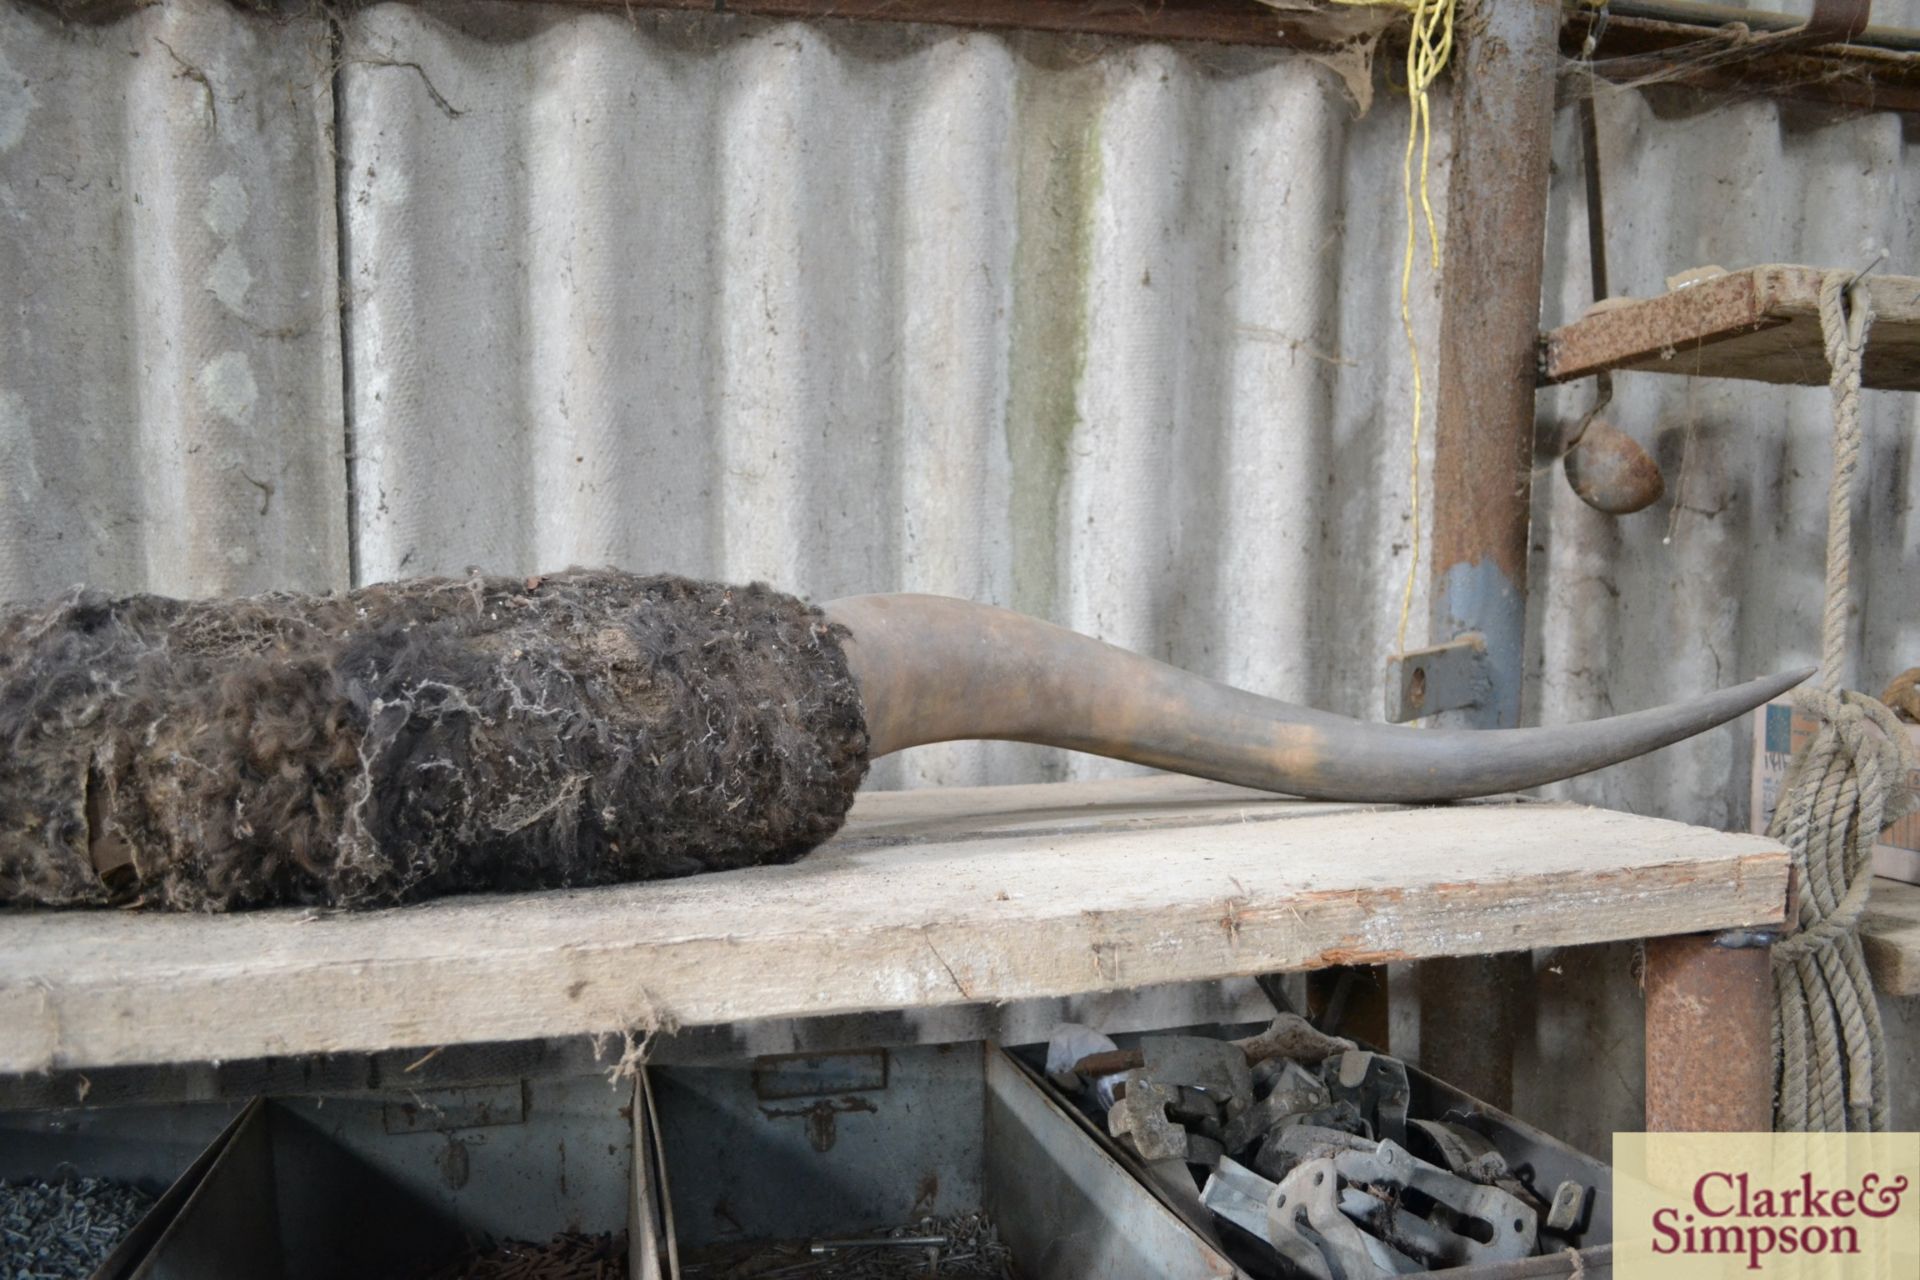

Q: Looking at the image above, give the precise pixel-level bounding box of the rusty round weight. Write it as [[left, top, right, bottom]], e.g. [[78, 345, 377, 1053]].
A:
[[1563, 418, 1666, 515]]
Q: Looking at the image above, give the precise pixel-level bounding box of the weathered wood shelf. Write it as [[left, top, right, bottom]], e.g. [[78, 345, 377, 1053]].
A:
[[1864, 877, 1920, 997], [0, 775, 1789, 1074], [1541, 264, 1920, 391]]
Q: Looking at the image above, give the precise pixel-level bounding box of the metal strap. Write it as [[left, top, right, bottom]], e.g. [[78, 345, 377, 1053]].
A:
[[1801, 0, 1873, 47]]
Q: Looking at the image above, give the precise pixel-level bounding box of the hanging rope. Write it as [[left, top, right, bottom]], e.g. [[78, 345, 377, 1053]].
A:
[[1767, 271, 1917, 1132], [1815, 271, 1872, 691], [1326, 0, 1457, 653]]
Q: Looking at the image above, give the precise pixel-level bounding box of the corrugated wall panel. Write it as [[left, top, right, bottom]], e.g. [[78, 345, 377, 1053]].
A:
[[0, 0, 345, 599], [337, 1, 1435, 790], [1514, 84, 1919, 1154], [1535, 85, 1920, 830], [1, 0, 1911, 823]]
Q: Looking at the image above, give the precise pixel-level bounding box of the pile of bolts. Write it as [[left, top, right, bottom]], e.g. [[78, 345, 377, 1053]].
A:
[[1048, 1016, 1592, 1279], [2, 1172, 155, 1280]]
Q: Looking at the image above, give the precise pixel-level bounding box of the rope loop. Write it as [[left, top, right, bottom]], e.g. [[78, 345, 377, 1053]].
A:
[[1769, 268, 1900, 1132], [1770, 691, 1912, 962], [1766, 690, 1904, 951]]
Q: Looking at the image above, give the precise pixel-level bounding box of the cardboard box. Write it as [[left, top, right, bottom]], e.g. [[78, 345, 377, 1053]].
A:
[[1750, 701, 1920, 884]]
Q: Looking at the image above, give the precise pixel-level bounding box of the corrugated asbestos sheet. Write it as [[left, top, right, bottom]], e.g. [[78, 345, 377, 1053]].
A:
[[1517, 75, 1920, 1154], [0, 0, 346, 600], [334, 0, 1436, 792], [1533, 83, 1920, 829], [2, 0, 1916, 822]]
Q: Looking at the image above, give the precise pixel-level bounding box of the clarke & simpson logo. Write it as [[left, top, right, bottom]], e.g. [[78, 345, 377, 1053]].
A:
[[1651, 1169, 1909, 1270], [1615, 1133, 1920, 1278]]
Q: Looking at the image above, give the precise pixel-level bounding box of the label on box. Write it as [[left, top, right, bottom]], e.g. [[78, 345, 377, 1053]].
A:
[[1750, 702, 1920, 885]]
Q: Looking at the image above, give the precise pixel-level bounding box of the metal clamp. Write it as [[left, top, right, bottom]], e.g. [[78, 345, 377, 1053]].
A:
[[1269, 1157, 1419, 1280], [1333, 1140, 1539, 1269], [1110, 1073, 1227, 1165], [1325, 1051, 1410, 1147]]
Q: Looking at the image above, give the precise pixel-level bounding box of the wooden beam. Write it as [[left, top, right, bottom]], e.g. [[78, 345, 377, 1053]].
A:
[[1863, 877, 1920, 997], [0, 775, 1788, 1073]]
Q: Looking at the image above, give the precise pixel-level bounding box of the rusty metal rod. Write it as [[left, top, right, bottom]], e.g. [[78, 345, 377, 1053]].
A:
[[1644, 931, 1777, 1131], [825, 594, 1809, 803], [810, 1236, 948, 1253], [1567, 86, 1613, 449]]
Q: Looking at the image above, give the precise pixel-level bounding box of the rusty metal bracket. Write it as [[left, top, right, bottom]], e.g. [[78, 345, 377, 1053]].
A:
[[1268, 1157, 1419, 1279], [1139, 1034, 1255, 1121], [1324, 1050, 1410, 1148], [1223, 1064, 1330, 1157], [1385, 634, 1493, 723], [1110, 1070, 1229, 1165]]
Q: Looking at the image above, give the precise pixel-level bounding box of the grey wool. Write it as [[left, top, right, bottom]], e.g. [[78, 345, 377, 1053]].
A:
[[0, 570, 870, 911]]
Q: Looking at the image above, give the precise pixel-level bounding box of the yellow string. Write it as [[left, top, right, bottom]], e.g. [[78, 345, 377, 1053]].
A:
[[1331, 0, 1457, 652]]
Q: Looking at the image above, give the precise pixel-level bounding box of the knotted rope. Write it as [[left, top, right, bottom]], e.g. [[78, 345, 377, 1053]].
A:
[[1767, 271, 1917, 1132]]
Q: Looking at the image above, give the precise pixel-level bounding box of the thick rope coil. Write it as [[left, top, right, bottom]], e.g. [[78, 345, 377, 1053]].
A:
[[1767, 272, 1918, 1132]]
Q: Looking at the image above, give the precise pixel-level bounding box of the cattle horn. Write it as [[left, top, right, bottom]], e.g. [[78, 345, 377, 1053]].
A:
[[827, 593, 1808, 803]]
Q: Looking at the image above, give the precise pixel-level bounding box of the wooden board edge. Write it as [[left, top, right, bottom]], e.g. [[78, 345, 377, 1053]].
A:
[[1862, 878, 1920, 998], [1, 852, 1788, 1073], [1541, 264, 1920, 388], [1541, 268, 1788, 384]]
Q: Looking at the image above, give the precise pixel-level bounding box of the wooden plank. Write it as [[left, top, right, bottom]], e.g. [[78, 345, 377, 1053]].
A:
[[0, 775, 1787, 1073], [1541, 265, 1920, 391], [1863, 876, 1920, 998]]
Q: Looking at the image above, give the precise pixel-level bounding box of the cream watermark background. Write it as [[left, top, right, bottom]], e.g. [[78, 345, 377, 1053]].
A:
[[1614, 1133, 1920, 1278]]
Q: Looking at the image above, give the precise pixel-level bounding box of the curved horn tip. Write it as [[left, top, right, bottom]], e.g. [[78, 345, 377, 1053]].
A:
[[1767, 667, 1818, 696]]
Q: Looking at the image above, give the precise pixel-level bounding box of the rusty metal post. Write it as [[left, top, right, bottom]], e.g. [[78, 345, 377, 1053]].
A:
[[1414, 0, 1563, 1110], [1429, 0, 1560, 718], [1644, 931, 1776, 1131], [1416, 952, 1531, 1109]]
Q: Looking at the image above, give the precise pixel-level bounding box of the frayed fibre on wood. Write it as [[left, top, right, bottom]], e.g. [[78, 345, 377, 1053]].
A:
[[0, 571, 869, 911]]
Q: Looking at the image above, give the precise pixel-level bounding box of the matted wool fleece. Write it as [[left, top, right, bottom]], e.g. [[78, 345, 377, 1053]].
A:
[[0, 571, 870, 911]]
